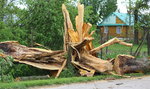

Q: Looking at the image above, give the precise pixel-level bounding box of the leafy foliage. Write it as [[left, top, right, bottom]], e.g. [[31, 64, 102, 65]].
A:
[[59, 63, 78, 78], [129, 0, 150, 44], [139, 13, 150, 55], [81, 0, 117, 24], [0, 0, 28, 45], [19, 0, 65, 49], [0, 50, 14, 82], [10, 64, 50, 78]]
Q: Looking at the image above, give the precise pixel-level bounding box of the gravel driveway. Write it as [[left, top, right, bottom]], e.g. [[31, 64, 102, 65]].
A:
[[30, 76, 150, 89]]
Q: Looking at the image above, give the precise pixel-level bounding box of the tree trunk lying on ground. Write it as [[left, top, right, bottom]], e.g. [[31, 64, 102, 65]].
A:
[[0, 41, 67, 78], [114, 54, 150, 75]]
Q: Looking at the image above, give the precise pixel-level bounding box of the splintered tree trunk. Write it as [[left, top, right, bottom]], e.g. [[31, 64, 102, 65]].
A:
[[0, 41, 67, 78], [62, 3, 115, 76]]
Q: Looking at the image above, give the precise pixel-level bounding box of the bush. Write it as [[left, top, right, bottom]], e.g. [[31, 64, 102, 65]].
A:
[[1, 75, 14, 83], [10, 64, 50, 78], [0, 51, 14, 82], [59, 63, 79, 78]]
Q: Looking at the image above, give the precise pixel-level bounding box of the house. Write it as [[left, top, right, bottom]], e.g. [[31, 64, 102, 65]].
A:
[[98, 12, 135, 38]]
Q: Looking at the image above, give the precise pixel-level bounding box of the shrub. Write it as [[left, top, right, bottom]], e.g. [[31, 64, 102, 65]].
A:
[[0, 50, 14, 82], [10, 64, 50, 78]]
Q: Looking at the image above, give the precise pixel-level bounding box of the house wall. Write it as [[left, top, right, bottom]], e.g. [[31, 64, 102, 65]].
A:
[[100, 26, 128, 38], [99, 26, 143, 39]]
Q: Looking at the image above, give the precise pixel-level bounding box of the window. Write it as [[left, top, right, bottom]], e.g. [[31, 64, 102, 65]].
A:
[[116, 26, 122, 34], [104, 26, 109, 33]]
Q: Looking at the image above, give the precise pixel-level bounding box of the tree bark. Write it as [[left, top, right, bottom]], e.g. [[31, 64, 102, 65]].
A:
[[134, 9, 139, 44], [114, 54, 150, 75], [147, 30, 150, 55], [0, 41, 67, 78], [134, 30, 139, 44]]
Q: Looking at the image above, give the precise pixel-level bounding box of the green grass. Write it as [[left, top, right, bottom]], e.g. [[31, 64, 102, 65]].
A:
[[94, 43, 147, 59], [108, 44, 147, 53], [0, 72, 149, 89]]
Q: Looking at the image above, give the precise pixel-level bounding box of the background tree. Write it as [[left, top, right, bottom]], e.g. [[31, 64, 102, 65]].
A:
[[145, 14, 150, 56], [19, 0, 65, 49], [139, 13, 150, 55], [0, 0, 27, 44], [81, 0, 117, 24], [131, 0, 150, 55], [132, 0, 149, 44]]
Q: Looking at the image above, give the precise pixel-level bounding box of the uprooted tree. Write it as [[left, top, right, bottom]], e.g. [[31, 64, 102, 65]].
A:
[[0, 3, 150, 78]]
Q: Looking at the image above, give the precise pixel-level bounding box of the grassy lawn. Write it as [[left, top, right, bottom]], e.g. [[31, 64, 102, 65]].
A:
[[94, 43, 148, 59], [0, 72, 148, 89], [108, 44, 147, 53]]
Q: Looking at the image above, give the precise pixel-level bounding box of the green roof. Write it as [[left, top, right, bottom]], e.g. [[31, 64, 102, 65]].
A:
[[98, 12, 134, 26]]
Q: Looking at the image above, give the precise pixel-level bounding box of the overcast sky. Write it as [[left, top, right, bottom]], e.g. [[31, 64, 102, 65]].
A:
[[118, 0, 150, 13], [117, 0, 128, 13]]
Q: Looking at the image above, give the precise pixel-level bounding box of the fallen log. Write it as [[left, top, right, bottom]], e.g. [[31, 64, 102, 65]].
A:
[[0, 41, 66, 77], [114, 54, 150, 75]]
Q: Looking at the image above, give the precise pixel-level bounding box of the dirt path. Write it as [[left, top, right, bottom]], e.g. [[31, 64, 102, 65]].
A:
[[30, 76, 150, 89]]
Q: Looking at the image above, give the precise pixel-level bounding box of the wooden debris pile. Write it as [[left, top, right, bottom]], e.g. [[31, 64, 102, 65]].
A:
[[62, 3, 133, 76], [0, 3, 150, 78]]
